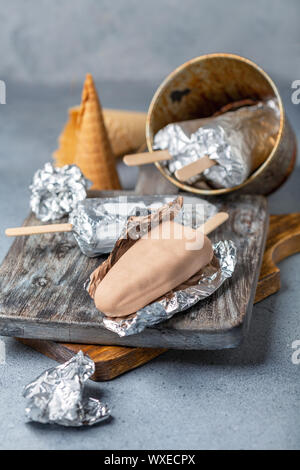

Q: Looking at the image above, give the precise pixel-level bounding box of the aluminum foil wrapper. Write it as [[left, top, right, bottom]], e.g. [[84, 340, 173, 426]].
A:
[[23, 351, 110, 427], [153, 99, 280, 188], [87, 197, 236, 337], [70, 195, 217, 257], [30, 163, 90, 222], [103, 240, 236, 336]]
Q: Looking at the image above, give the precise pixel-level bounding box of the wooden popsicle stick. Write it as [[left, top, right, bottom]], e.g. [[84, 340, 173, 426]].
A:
[[123, 150, 172, 166], [5, 223, 73, 237], [183, 212, 229, 251], [175, 155, 217, 182], [199, 212, 229, 236]]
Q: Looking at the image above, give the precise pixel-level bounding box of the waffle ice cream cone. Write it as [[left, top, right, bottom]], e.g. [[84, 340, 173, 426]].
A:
[[54, 106, 146, 166], [103, 109, 146, 157], [53, 107, 79, 167], [74, 74, 121, 190]]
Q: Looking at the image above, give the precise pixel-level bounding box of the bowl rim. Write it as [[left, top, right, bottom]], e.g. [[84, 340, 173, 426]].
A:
[[146, 52, 284, 195]]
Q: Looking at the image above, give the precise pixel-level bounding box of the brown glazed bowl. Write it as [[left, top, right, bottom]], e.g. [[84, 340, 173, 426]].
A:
[[146, 53, 296, 195]]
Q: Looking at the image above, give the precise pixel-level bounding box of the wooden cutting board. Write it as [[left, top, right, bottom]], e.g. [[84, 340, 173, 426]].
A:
[[1, 167, 299, 380], [0, 192, 268, 348], [16, 211, 300, 380]]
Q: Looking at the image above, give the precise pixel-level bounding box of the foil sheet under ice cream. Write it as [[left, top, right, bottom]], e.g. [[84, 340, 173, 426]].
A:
[[23, 351, 110, 427], [102, 240, 236, 336], [87, 197, 237, 336], [70, 194, 217, 256], [153, 99, 280, 188]]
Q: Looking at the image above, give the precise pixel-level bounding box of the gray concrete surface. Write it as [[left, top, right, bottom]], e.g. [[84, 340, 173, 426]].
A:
[[1, 0, 299, 85], [0, 0, 299, 450], [0, 79, 299, 450]]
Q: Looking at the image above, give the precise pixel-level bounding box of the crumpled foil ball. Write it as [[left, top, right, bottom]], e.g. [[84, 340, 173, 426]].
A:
[[23, 351, 110, 427], [30, 163, 90, 222]]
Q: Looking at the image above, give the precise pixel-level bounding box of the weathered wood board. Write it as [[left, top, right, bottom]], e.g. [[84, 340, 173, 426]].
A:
[[16, 211, 300, 379], [255, 213, 300, 302], [0, 194, 268, 349], [17, 338, 166, 381]]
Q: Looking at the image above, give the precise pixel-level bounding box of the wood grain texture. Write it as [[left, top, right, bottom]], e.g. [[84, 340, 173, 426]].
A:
[[0, 194, 268, 350], [17, 211, 300, 380], [254, 213, 300, 303], [7, 154, 298, 379], [17, 338, 166, 381]]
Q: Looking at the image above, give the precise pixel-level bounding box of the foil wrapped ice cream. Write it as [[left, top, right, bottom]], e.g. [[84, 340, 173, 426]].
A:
[[23, 351, 110, 427], [30, 163, 90, 221], [87, 197, 237, 336], [153, 99, 280, 188], [70, 194, 217, 256]]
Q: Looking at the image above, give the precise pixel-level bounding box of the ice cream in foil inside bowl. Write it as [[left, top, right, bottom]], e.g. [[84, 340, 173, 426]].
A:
[[147, 54, 295, 196], [153, 98, 280, 189]]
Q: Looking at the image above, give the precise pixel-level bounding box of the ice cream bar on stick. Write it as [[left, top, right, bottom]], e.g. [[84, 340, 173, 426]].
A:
[[6, 198, 179, 256], [5, 210, 227, 238], [123, 150, 172, 166], [6, 195, 216, 257], [94, 212, 228, 318], [5, 196, 174, 242], [153, 99, 280, 189]]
